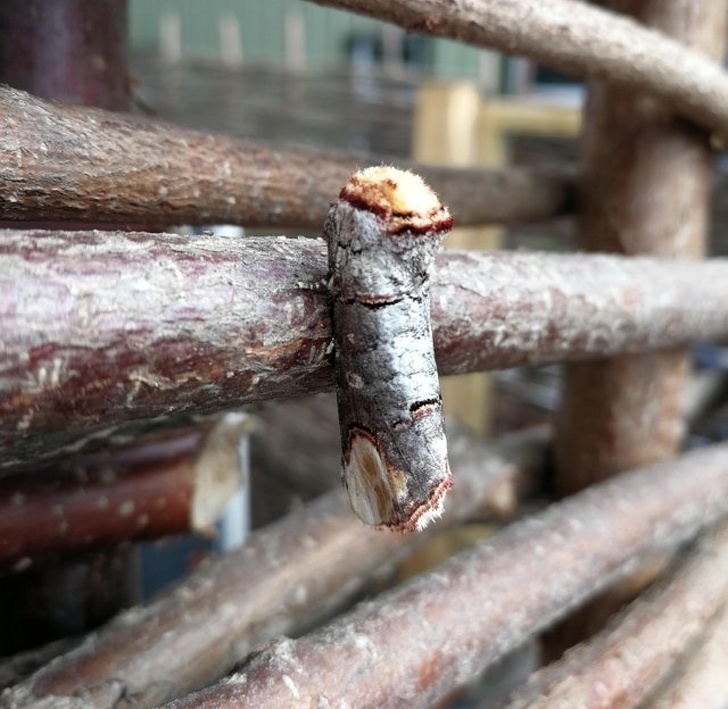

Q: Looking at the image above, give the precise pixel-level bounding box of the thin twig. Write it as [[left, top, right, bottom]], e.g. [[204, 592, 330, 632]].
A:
[[0, 86, 572, 229], [3, 230, 728, 470], [305, 0, 728, 138], [0, 427, 547, 709]]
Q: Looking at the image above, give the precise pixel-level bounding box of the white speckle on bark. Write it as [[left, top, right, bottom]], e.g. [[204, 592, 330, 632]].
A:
[[119, 500, 135, 517], [282, 674, 301, 700]]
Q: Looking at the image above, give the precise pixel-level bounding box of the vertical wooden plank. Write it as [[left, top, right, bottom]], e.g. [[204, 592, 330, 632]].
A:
[[413, 81, 495, 434], [550, 0, 727, 656]]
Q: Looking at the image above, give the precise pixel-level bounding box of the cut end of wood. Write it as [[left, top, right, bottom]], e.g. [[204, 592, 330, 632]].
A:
[[191, 412, 257, 533], [340, 166, 453, 233]]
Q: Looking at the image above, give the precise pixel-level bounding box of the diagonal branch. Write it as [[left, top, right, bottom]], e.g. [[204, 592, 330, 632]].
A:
[[0, 86, 572, 229], [3, 229, 728, 470], [304, 0, 728, 137], [0, 427, 547, 709], [640, 600, 728, 709], [498, 524, 728, 708], [163, 442, 728, 709]]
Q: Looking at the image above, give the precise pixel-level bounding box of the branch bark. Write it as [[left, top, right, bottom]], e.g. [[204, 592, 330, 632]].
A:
[[498, 524, 728, 708], [641, 601, 728, 709], [0, 86, 572, 229], [163, 442, 728, 709], [0, 427, 547, 709], [304, 0, 728, 138], [3, 229, 728, 471], [548, 0, 726, 659], [0, 413, 253, 566], [0, 0, 137, 660], [556, 0, 726, 490]]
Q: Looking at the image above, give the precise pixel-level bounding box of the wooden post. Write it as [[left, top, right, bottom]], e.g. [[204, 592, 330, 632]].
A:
[[0, 0, 128, 110], [413, 88, 582, 434], [557, 1, 727, 487], [552, 0, 727, 653], [413, 81, 495, 433]]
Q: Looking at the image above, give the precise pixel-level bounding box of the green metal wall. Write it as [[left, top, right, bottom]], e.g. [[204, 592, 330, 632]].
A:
[[130, 0, 492, 80]]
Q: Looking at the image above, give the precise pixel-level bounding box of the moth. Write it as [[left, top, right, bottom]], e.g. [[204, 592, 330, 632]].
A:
[[324, 166, 454, 532]]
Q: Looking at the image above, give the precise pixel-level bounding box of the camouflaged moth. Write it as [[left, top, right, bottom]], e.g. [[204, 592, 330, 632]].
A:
[[324, 166, 454, 532]]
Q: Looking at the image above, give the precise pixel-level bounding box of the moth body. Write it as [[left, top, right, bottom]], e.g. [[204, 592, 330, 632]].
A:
[[324, 166, 453, 532]]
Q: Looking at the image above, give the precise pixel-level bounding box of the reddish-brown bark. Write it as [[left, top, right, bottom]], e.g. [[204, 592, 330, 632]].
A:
[[0, 0, 135, 658], [556, 0, 727, 492], [3, 229, 728, 472], [0, 86, 572, 230], [0, 414, 252, 566], [0, 0, 128, 110], [548, 0, 727, 662]]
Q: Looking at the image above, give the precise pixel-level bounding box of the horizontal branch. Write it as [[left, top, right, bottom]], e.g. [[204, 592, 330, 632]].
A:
[[499, 525, 728, 708], [0, 86, 572, 229], [0, 639, 77, 692], [1, 427, 547, 708], [165, 442, 728, 709], [0, 413, 253, 566], [3, 229, 728, 471], [305, 0, 728, 137]]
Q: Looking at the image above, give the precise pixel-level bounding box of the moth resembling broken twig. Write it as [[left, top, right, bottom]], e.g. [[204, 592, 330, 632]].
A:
[[324, 166, 454, 532]]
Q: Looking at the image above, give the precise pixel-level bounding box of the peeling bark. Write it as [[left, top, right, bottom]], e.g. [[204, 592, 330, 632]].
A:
[[0, 86, 572, 229], [3, 229, 728, 472], [162, 442, 728, 709]]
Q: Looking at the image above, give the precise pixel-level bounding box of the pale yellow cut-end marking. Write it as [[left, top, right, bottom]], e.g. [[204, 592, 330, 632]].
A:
[[351, 166, 441, 216]]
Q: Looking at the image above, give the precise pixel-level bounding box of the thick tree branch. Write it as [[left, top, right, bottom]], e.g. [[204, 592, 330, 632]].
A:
[[3, 229, 728, 471], [0, 86, 571, 229], [164, 442, 728, 709], [0, 427, 547, 709], [305, 0, 728, 138], [498, 525, 728, 708]]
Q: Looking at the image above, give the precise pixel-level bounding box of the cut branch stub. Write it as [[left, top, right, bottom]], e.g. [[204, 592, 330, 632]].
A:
[[325, 167, 453, 532]]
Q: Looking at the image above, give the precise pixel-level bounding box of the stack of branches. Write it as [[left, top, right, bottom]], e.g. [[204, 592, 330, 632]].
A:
[[3, 0, 728, 706]]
